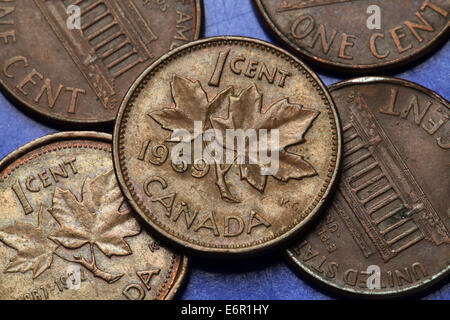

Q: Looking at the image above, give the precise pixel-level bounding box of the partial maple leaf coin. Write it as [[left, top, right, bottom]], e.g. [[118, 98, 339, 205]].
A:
[[0, 132, 187, 300], [113, 37, 342, 255]]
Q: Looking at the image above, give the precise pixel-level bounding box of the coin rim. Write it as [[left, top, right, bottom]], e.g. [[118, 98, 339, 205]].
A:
[[113, 35, 343, 255], [253, 0, 450, 73], [0, 0, 204, 126], [0, 131, 189, 300], [285, 76, 450, 297]]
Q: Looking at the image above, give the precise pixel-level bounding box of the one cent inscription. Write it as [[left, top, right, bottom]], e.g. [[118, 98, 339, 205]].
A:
[[0, 0, 202, 125], [254, 0, 449, 71], [286, 77, 449, 296], [378, 87, 449, 148]]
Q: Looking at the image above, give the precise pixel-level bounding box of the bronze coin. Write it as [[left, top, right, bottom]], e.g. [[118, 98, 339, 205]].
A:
[[113, 36, 342, 255], [253, 0, 449, 72], [286, 77, 449, 296], [0, 132, 187, 300], [0, 0, 202, 125]]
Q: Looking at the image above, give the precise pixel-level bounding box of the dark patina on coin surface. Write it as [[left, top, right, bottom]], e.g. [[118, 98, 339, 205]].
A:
[[0, 132, 187, 300], [0, 0, 202, 125], [287, 77, 449, 296], [113, 37, 341, 255], [254, 0, 449, 72]]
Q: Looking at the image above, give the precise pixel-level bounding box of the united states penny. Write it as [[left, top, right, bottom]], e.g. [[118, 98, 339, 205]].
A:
[[0, 132, 187, 300], [0, 0, 202, 126], [286, 77, 449, 297], [254, 0, 449, 72], [113, 37, 342, 255]]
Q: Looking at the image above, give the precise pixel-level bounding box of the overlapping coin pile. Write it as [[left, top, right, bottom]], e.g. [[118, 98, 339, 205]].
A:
[[0, 1, 448, 299]]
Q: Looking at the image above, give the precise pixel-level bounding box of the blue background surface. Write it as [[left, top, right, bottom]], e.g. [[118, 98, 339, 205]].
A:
[[0, 1, 448, 300]]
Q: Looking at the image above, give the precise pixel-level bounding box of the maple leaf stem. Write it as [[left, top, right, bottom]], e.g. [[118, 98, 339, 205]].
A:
[[54, 245, 124, 284], [88, 243, 96, 265], [214, 161, 239, 203], [76, 243, 124, 284]]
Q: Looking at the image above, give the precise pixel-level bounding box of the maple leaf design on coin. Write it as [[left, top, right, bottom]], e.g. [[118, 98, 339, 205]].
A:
[[211, 84, 319, 193], [0, 170, 141, 283], [49, 170, 141, 283], [0, 209, 58, 279], [150, 75, 233, 141], [150, 75, 320, 202]]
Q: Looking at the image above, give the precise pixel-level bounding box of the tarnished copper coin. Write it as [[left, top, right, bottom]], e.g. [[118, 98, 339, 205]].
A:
[[0, 132, 187, 300], [254, 0, 449, 72], [113, 37, 341, 255], [0, 0, 202, 125], [287, 77, 449, 296]]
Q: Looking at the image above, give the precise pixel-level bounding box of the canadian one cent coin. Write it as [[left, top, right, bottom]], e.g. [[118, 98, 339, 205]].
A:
[[254, 0, 449, 72], [287, 77, 449, 296], [0, 132, 187, 300], [0, 0, 202, 125], [113, 37, 341, 255]]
